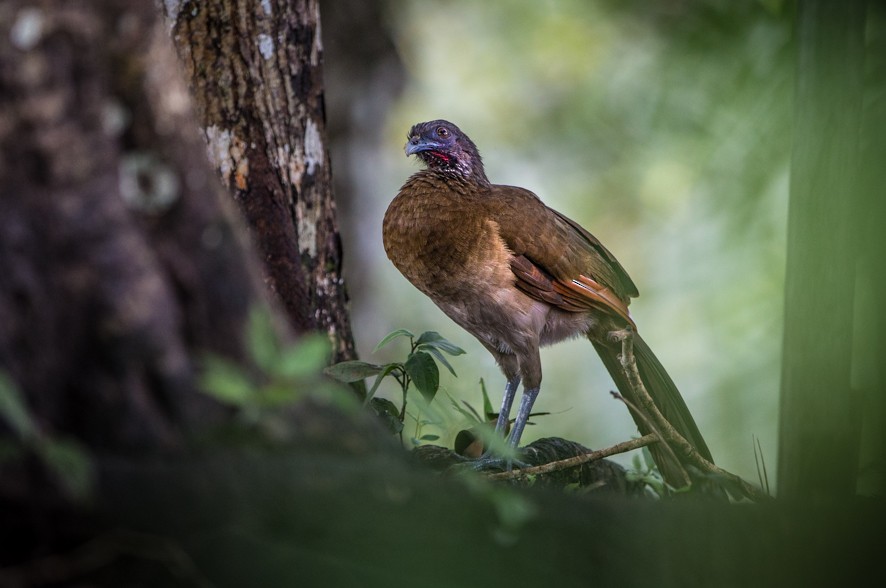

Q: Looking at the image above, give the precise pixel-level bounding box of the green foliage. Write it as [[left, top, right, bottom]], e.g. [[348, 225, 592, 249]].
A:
[[0, 372, 94, 501], [200, 307, 355, 429], [625, 446, 667, 498], [325, 329, 465, 442]]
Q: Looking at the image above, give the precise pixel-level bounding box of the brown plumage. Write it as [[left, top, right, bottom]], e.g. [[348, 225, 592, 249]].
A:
[[383, 119, 712, 483]]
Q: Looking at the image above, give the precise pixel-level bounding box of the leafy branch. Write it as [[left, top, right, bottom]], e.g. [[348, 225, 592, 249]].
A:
[[324, 329, 465, 438], [199, 307, 355, 435]]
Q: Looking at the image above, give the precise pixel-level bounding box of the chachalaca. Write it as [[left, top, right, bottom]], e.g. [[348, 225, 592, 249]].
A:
[[383, 120, 713, 483]]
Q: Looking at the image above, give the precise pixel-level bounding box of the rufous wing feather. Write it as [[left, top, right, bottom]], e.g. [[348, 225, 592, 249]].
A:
[[510, 255, 635, 326]]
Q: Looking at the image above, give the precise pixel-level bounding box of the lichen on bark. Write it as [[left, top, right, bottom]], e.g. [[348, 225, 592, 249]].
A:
[[165, 0, 359, 366]]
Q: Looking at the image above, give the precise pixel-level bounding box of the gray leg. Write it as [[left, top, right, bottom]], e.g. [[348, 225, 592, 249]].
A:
[[494, 376, 521, 434], [506, 386, 540, 450]]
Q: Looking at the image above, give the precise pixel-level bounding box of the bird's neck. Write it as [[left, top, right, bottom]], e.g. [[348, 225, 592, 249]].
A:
[[419, 166, 490, 190]]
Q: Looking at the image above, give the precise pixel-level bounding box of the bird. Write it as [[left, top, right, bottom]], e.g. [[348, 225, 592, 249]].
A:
[[382, 119, 713, 484]]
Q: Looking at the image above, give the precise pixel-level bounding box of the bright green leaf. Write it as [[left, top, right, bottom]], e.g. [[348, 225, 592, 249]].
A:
[[0, 373, 36, 441], [275, 335, 330, 379], [325, 360, 385, 383], [405, 351, 439, 403], [261, 383, 301, 407], [200, 356, 255, 406], [373, 328, 415, 353], [248, 306, 279, 371]]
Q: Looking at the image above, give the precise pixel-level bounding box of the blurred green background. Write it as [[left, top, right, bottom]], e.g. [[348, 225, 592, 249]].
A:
[[329, 0, 794, 487]]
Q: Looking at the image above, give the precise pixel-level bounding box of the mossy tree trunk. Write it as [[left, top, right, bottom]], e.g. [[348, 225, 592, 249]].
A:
[[163, 0, 360, 366]]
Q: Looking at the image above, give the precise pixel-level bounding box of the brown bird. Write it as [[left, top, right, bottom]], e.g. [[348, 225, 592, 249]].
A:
[[383, 119, 712, 482]]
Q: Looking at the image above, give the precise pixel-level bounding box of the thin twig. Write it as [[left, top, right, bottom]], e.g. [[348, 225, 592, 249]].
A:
[[616, 331, 771, 502], [616, 334, 692, 485], [610, 386, 690, 488], [486, 433, 659, 481]]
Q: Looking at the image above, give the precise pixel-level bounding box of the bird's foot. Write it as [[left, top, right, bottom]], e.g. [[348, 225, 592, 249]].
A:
[[609, 327, 636, 370], [449, 452, 532, 472], [458, 451, 530, 473], [607, 326, 634, 344]]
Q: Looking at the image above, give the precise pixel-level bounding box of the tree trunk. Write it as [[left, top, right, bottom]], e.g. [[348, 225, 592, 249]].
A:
[[0, 0, 272, 454], [163, 0, 360, 366], [777, 0, 866, 500]]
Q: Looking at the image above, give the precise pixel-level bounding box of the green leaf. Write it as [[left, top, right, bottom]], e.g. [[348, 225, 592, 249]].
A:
[[275, 335, 330, 379], [405, 351, 439, 403], [325, 360, 385, 383], [415, 331, 466, 355], [260, 383, 302, 407], [200, 356, 255, 406], [312, 383, 360, 413], [446, 392, 483, 423], [248, 307, 279, 371], [0, 373, 36, 441], [421, 345, 458, 376], [38, 439, 94, 501], [480, 378, 495, 421], [366, 364, 401, 402], [369, 397, 403, 435], [373, 328, 415, 353], [459, 400, 483, 423], [641, 446, 657, 471]]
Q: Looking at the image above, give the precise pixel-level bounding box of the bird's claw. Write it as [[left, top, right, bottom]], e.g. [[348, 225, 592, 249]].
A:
[[452, 452, 531, 473], [607, 326, 634, 344]]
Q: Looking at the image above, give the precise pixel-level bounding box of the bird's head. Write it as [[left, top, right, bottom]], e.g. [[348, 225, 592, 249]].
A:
[[405, 120, 489, 185]]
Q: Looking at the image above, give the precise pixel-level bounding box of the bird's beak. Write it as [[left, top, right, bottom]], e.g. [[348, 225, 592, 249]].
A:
[[404, 136, 434, 156]]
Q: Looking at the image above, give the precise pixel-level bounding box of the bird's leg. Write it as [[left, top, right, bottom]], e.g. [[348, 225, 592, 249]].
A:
[[493, 376, 521, 435], [468, 378, 530, 472], [473, 376, 520, 466], [505, 386, 540, 450]]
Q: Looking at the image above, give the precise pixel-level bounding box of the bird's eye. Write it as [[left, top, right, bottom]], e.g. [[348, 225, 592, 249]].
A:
[[436, 127, 449, 138]]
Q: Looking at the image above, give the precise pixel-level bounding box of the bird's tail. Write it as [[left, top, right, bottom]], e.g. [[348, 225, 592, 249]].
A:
[[591, 333, 713, 489]]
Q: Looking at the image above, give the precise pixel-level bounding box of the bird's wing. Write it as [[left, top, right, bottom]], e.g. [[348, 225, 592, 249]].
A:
[[487, 185, 637, 325]]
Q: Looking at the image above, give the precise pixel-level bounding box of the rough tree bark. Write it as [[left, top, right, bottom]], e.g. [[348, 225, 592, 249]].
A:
[[0, 0, 270, 455], [163, 0, 360, 365]]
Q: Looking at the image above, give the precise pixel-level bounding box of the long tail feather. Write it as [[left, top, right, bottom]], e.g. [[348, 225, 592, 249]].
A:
[[592, 333, 713, 487]]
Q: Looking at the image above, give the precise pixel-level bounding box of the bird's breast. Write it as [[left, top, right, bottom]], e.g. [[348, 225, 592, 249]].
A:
[[382, 179, 516, 303]]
